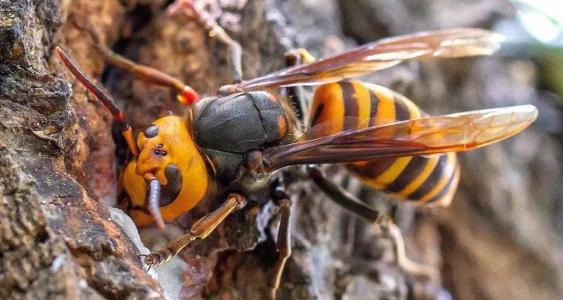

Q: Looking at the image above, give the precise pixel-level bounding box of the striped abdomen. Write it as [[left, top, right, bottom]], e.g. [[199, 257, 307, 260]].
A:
[[308, 80, 460, 206]]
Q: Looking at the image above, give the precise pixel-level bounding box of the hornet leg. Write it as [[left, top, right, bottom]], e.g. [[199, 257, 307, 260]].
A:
[[139, 193, 247, 269], [306, 165, 384, 223], [382, 219, 438, 280], [268, 180, 293, 299], [282, 49, 316, 121], [306, 166, 436, 279], [170, 0, 243, 83], [71, 17, 198, 105]]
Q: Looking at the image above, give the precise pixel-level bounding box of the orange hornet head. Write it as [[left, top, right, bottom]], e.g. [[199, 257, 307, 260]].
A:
[[122, 116, 209, 227]]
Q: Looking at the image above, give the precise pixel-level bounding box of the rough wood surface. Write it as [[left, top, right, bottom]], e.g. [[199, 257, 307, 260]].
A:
[[0, 1, 162, 298], [1, 0, 561, 299]]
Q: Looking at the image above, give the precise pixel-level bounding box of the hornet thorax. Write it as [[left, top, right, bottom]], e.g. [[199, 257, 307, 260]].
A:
[[192, 91, 295, 190]]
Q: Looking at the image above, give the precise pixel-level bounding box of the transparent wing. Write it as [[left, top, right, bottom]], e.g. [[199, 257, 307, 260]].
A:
[[239, 28, 504, 90], [264, 105, 537, 170]]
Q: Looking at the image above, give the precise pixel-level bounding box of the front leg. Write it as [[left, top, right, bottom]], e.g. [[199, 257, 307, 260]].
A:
[[70, 17, 199, 105], [140, 193, 247, 268]]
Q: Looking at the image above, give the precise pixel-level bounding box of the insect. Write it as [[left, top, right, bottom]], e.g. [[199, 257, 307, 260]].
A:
[[55, 5, 537, 297]]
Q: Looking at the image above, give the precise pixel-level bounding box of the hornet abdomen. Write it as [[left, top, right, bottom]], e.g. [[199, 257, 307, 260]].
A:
[[308, 80, 460, 206]]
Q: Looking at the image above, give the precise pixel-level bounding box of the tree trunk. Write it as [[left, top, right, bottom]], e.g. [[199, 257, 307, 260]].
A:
[[1, 0, 561, 299]]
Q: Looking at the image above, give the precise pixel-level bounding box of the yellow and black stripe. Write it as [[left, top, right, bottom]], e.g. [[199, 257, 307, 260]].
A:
[[308, 80, 459, 206]]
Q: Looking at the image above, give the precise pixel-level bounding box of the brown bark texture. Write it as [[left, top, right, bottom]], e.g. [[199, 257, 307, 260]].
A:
[[0, 0, 561, 299]]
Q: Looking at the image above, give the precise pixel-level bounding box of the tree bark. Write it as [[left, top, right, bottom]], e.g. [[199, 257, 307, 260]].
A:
[[1, 1, 162, 298], [1, 0, 561, 299]]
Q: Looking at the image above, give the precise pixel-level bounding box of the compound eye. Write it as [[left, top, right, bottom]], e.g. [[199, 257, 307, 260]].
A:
[[144, 125, 159, 138]]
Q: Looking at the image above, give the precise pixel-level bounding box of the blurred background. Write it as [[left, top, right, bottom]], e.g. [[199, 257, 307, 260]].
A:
[[329, 1, 563, 299]]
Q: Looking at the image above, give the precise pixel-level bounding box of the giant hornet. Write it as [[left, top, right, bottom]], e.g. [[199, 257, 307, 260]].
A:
[[56, 3, 537, 297]]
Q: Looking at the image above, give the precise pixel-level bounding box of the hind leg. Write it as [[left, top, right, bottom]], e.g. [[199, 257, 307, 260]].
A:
[[306, 165, 437, 279], [382, 218, 438, 279], [282, 49, 316, 121]]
